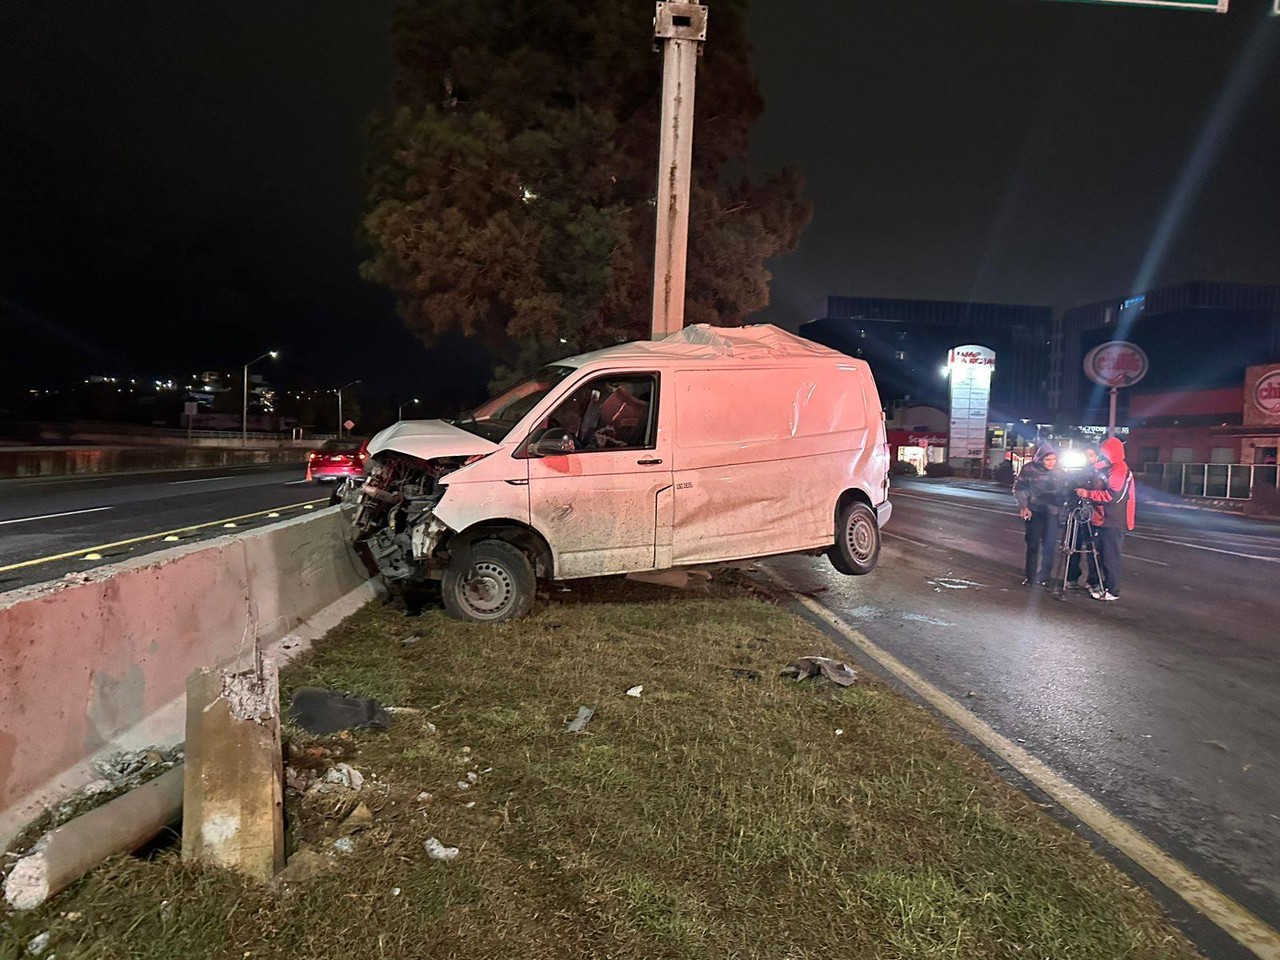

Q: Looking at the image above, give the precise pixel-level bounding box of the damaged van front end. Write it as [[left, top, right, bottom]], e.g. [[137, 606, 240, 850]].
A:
[[350, 421, 499, 584]]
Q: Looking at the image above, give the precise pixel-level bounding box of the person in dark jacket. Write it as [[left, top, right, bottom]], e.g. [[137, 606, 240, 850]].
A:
[[1013, 442, 1063, 587], [1075, 437, 1136, 602]]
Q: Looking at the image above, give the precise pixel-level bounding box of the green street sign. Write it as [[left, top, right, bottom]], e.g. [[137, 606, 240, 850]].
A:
[[1049, 0, 1227, 10]]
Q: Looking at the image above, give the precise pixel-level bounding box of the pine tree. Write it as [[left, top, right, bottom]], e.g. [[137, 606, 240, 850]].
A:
[[361, 0, 810, 381]]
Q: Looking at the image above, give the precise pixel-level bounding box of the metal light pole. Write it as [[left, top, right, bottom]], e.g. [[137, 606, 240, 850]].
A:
[[336, 380, 361, 437], [241, 351, 278, 445], [398, 398, 420, 420], [649, 2, 707, 340]]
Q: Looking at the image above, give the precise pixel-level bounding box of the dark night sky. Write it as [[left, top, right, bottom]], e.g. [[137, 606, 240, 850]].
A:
[[1, 0, 1278, 400]]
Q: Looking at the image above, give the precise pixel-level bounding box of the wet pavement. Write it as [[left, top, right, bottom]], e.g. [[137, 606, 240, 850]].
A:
[[0, 464, 324, 593], [767, 478, 1280, 957]]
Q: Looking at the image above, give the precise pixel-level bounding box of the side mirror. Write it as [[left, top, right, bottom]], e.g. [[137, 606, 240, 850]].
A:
[[529, 434, 575, 457]]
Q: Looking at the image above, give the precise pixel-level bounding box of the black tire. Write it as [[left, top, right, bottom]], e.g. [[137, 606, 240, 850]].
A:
[[441, 539, 536, 623], [828, 501, 880, 576]]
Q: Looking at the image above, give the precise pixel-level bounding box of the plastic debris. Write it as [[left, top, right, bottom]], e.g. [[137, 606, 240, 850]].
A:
[[332, 837, 355, 854], [26, 932, 50, 956], [566, 706, 596, 734], [288, 688, 391, 735], [625, 685, 643, 698], [456, 781, 471, 791], [781, 657, 859, 687], [391, 887, 402, 896], [424, 837, 459, 861]]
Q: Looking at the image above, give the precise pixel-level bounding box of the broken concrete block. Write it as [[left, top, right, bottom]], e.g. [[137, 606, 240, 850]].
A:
[[182, 662, 284, 882], [4, 767, 184, 911]]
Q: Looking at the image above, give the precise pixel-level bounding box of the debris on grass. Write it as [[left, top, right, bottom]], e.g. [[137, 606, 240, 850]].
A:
[[423, 837, 459, 862], [566, 705, 595, 734], [625, 685, 643, 698], [287, 688, 391, 735], [25, 931, 50, 956], [781, 656, 859, 686], [338, 803, 373, 835], [319, 763, 364, 791]]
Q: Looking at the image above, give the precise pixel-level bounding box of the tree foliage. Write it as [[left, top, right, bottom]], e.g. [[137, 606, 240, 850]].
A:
[[361, 0, 811, 378]]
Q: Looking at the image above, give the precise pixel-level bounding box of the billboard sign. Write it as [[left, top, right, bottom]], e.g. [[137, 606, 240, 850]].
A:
[[1254, 369, 1280, 417], [1084, 341, 1149, 388], [947, 345, 995, 461]]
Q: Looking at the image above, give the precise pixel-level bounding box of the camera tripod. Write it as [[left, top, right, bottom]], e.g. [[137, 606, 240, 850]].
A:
[[1053, 501, 1106, 600]]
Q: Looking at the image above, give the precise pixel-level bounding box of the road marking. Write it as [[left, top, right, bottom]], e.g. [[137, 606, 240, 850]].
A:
[[0, 500, 329, 575], [1128, 554, 1170, 566], [284, 479, 310, 485], [883, 530, 946, 550], [1127, 533, 1280, 564], [169, 475, 236, 485], [894, 491, 1280, 563], [768, 571, 1280, 960], [0, 506, 112, 526]]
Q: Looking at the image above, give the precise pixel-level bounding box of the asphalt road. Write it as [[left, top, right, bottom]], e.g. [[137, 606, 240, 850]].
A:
[[0, 464, 328, 593], [768, 478, 1280, 959]]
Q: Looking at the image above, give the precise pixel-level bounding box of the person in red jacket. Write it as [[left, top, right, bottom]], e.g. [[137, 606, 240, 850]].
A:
[[1075, 437, 1136, 602]]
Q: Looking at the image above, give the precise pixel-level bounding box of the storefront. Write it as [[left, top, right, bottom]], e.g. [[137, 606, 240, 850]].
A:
[[887, 430, 947, 473]]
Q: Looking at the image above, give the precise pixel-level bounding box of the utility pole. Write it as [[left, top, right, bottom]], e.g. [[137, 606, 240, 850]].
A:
[[649, 2, 707, 340]]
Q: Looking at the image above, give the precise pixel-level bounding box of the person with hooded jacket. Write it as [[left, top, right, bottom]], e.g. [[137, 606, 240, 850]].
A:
[[1076, 437, 1136, 602], [1013, 442, 1063, 587]]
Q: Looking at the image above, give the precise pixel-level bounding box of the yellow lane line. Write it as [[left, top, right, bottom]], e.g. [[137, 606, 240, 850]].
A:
[[770, 571, 1280, 960], [0, 500, 329, 575]]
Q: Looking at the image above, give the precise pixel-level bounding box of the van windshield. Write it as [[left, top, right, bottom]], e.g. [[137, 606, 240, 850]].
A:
[[451, 365, 578, 443]]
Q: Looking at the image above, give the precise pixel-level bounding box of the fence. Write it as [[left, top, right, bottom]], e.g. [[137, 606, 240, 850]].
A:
[[1142, 462, 1280, 500]]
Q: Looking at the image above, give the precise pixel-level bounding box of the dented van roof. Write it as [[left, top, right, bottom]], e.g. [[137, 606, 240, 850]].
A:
[[561, 324, 855, 368]]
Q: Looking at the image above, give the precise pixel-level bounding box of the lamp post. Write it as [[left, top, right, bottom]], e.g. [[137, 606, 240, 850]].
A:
[[241, 351, 279, 445], [336, 380, 361, 437], [398, 398, 420, 420]]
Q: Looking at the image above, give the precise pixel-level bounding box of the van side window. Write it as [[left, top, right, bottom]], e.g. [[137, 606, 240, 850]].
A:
[[530, 374, 658, 453]]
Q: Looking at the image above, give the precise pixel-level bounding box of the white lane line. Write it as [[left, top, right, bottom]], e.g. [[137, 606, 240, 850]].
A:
[[284, 479, 310, 485], [0, 506, 112, 526], [1128, 555, 1170, 566], [169, 475, 237, 485], [770, 572, 1280, 960], [1127, 533, 1280, 564], [883, 530, 947, 551], [893, 491, 1280, 564]]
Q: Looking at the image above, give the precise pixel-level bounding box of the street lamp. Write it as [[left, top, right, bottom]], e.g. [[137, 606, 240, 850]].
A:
[[398, 398, 420, 420], [335, 380, 362, 437], [242, 350, 279, 444]]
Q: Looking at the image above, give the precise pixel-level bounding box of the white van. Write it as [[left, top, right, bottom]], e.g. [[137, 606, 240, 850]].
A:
[[351, 324, 891, 621]]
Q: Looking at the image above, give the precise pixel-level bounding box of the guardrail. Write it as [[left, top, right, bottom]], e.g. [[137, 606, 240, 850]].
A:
[[1142, 462, 1280, 500]]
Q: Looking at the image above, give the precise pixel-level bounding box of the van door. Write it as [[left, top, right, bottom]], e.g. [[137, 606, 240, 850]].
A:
[[525, 372, 672, 579]]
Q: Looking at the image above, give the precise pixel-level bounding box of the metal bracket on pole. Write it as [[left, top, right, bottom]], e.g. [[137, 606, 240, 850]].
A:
[[650, 2, 708, 340]]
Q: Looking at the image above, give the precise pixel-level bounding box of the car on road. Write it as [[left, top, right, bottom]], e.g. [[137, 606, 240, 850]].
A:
[[349, 324, 892, 623], [306, 439, 368, 484]]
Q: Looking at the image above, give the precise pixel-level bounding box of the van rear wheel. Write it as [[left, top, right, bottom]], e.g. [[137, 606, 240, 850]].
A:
[[829, 501, 880, 576], [442, 539, 536, 623]]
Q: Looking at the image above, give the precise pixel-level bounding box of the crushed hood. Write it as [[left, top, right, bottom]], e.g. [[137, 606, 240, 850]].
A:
[[366, 420, 499, 461]]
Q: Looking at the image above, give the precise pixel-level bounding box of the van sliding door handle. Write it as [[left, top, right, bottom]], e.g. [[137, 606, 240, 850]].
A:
[[636, 457, 663, 466]]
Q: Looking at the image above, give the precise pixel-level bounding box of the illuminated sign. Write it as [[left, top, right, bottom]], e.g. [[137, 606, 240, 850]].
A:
[[1255, 369, 1280, 416], [947, 344, 995, 461], [1084, 341, 1149, 388]]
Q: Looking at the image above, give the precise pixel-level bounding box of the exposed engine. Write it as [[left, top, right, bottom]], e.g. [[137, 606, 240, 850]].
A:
[[352, 452, 464, 581]]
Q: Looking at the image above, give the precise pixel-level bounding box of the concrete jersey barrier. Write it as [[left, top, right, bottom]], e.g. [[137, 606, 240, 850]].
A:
[[0, 507, 373, 849]]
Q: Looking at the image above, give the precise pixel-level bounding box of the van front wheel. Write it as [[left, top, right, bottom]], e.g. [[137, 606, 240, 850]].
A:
[[442, 539, 536, 622], [829, 501, 880, 576]]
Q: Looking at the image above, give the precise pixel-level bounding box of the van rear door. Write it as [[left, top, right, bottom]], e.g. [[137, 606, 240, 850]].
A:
[[525, 372, 672, 579]]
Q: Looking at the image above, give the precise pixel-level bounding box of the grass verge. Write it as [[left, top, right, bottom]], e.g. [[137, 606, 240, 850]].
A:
[[1, 576, 1201, 959]]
